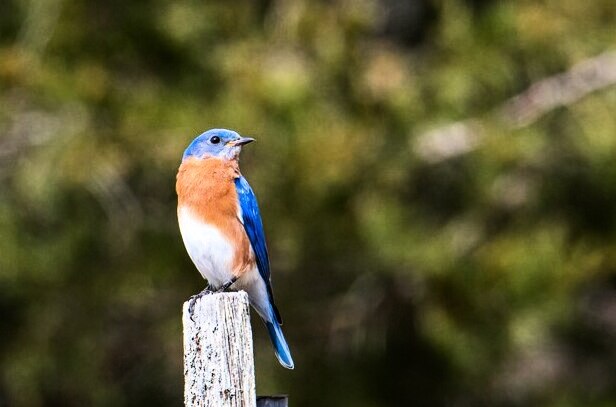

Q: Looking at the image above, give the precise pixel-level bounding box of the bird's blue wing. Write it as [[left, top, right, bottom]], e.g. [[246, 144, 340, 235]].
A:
[[234, 176, 279, 312], [235, 176, 291, 365]]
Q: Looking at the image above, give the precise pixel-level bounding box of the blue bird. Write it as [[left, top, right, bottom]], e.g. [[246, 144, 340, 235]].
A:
[[176, 128, 294, 369]]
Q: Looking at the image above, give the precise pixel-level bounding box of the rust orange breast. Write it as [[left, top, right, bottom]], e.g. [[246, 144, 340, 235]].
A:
[[176, 157, 255, 275]]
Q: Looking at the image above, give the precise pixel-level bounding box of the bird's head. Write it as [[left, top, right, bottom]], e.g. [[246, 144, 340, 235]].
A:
[[182, 129, 254, 161]]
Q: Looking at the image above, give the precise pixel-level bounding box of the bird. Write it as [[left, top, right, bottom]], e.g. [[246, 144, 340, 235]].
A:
[[176, 128, 294, 369]]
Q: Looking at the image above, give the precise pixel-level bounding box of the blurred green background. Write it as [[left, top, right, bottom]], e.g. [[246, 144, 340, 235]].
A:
[[1, 0, 615, 406]]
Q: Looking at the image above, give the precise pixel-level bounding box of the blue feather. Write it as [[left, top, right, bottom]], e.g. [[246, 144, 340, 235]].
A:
[[235, 177, 293, 368], [234, 176, 274, 301], [266, 317, 295, 369]]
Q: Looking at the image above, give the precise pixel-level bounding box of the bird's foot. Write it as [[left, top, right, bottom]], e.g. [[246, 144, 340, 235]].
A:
[[188, 285, 215, 320], [216, 277, 238, 293]]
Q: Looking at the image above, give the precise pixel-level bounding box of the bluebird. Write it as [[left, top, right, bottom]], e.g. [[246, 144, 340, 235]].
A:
[[176, 128, 294, 369]]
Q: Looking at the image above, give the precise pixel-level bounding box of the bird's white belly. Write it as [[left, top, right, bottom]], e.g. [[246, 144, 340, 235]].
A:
[[178, 206, 235, 287]]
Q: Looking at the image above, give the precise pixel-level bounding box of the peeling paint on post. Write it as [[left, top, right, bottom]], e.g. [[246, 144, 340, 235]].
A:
[[183, 292, 256, 407]]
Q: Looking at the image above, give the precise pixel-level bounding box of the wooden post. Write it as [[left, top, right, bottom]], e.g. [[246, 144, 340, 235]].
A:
[[183, 291, 256, 407], [256, 396, 288, 407]]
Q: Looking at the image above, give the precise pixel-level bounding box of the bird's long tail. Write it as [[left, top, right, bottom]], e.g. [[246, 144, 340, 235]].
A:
[[265, 306, 294, 369]]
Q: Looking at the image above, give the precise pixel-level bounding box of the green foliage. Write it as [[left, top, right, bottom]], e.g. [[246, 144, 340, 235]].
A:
[[1, 0, 615, 405]]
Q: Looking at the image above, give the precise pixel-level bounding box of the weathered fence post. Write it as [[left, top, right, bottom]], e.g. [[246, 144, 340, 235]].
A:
[[256, 396, 288, 407], [183, 291, 256, 407]]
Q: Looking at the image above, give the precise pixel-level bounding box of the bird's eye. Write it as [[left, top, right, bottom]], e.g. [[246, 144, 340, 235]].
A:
[[210, 136, 221, 144]]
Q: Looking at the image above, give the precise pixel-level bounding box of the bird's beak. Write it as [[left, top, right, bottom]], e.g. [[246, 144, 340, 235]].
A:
[[229, 137, 255, 146]]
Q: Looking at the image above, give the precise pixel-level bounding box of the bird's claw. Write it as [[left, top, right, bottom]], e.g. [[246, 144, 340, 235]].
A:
[[216, 277, 238, 293], [188, 285, 214, 321], [187, 279, 238, 321]]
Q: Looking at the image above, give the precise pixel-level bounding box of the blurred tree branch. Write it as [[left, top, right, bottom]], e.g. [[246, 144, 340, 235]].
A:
[[415, 50, 616, 163]]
